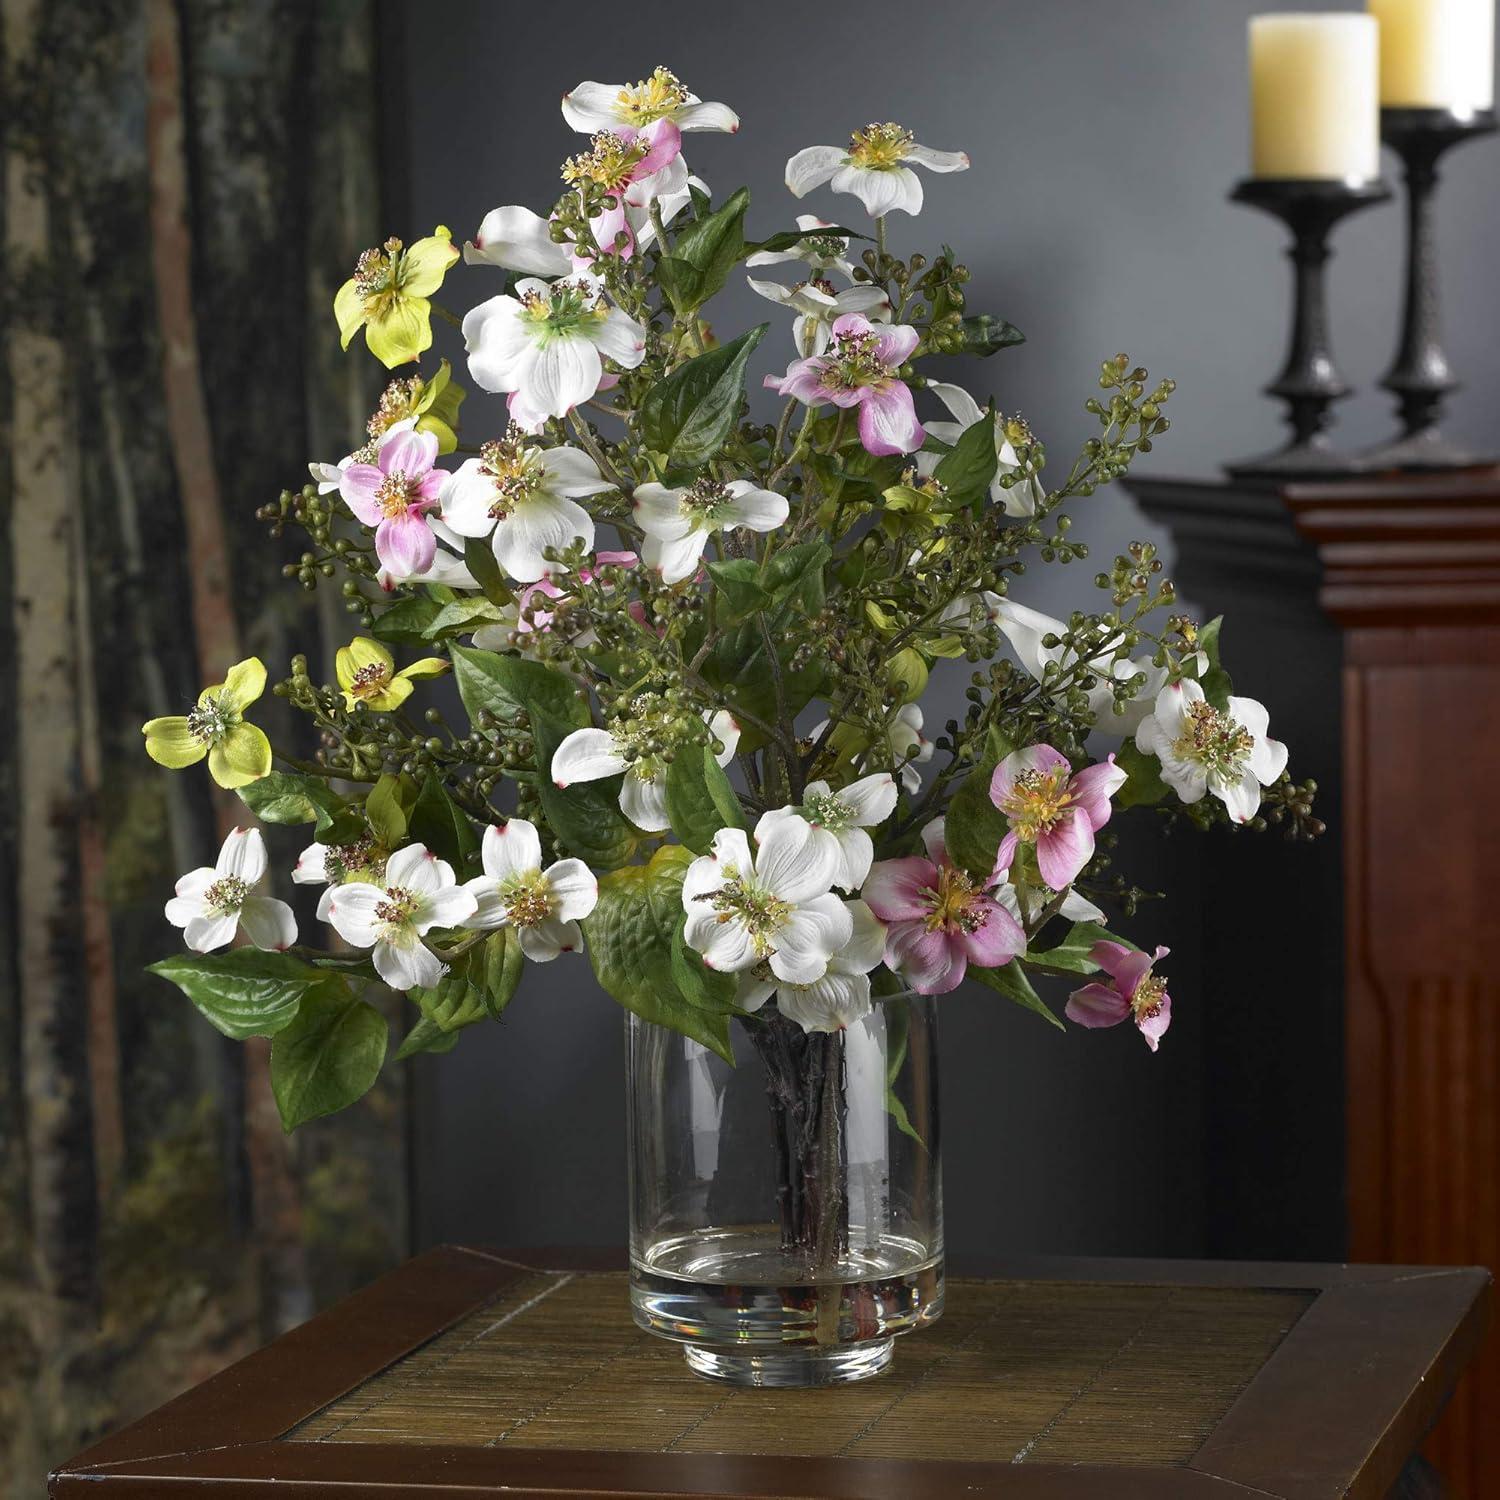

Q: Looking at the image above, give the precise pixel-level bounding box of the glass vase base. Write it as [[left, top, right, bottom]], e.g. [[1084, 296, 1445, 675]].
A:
[[682, 1337, 894, 1387]]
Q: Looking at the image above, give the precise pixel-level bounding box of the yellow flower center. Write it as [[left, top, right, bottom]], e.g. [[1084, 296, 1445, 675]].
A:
[[847, 122, 913, 171], [826, 325, 893, 388], [1172, 699, 1253, 782], [517, 280, 609, 344], [374, 885, 420, 926], [679, 476, 732, 521], [375, 470, 418, 518], [368, 375, 425, 439], [996, 765, 1076, 842], [348, 661, 393, 701], [500, 870, 554, 928], [1132, 974, 1168, 1023], [923, 865, 985, 934], [562, 131, 650, 191], [353, 237, 404, 314], [203, 876, 249, 914], [186, 693, 236, 745], [478, 427, 547, 518], [614, 66, 689, 124], [701, 868, 791, 958]]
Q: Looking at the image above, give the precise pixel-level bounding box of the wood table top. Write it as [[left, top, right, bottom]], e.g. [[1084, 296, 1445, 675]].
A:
[[49, 1246, 1491, 1498]]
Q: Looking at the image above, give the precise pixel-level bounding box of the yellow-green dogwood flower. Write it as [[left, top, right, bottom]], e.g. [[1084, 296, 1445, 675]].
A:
[[143, 658, 273, 789], [334, 228, 459, 368], [336, 637, 448, 712], [367, 359, 468, 454]]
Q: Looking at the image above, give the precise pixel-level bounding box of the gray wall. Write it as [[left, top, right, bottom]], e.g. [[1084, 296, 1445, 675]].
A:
[[391, 0, 1500, 1258]]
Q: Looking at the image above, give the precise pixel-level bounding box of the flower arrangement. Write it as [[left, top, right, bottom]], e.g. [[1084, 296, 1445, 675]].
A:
[[144, 66, 1320, 1131]]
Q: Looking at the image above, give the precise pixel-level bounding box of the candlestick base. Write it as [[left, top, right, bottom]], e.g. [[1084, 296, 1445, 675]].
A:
[[1371, 107, 1497, 471], [1225, 178, 1391, 481]]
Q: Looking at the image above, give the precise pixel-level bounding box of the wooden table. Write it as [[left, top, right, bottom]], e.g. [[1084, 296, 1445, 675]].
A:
[[50, 1247, 1490, 1498]]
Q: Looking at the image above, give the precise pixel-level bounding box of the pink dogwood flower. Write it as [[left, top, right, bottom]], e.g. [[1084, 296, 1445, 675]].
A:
[[764, 312, 924, 456], [339, 424, 447, 580], [990, 745, 1126, 892], [1065, 941, 1172, 1052], [862, 819, 1025, 995]]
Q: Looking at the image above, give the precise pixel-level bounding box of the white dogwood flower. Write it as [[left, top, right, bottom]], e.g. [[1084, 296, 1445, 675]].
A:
[[551, 701, 741, 833], [786, 122, 969, 218], [736, 899, 887, 1033], [1135, 679, 1288, 823], [326, 843, 477, 991], [632, 477, 788, 584], [747, 274, 890, 355], [440, 427, 611, 583], [292, 834, 387, 922], [916, 382, 1045, 517], [561, 66, 739, 137], [681, 821, 850, 982], [463, 272, 646, 421], [166, 828, 296, 954], [755, 773, 898, 892], [461, 819, 597, 961]]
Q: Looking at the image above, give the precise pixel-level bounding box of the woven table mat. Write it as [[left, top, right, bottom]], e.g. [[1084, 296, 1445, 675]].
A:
[[289, 1271, 1311, 1466]]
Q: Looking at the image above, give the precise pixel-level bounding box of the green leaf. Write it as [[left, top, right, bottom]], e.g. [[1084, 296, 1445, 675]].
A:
[[944, 763, 1009, 880], [933, 405, 999, 505], [955, 314, 1025, 357], [147, 950, 345, 1040], [640, 325, 767, 471], [656, 186, 749, 315], [1114, 738, 1169, 809], [314, 804, 368, 847], [424, 597, 509, 640], [584, 844, 734, 1062], [968, 961, 1066, 1031], [450, 644, 589, 732], [372, 594, 444, 644], [761, 539, 830, 612], [463, 536, 513, 607], [364, 774, 407, 847], [237, 772, 342, 826], [413, 928, 524, 1034], [1029, 921, 1134, 975], [270, 989, 388, 1130], [669, 924, 739, 1013], [665, 743, 747, 854], [882, 998, 925, 1147], [394, 1014, 461, 1060], [1192, 614, 1234, 709], [706, 559, 771, 622], [407, 772, 479, 869]]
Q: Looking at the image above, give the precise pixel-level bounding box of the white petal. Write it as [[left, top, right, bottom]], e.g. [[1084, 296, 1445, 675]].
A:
[[724, 482, 789, 533], [674, 99, 739, 132], [173, 866, 216, 900], [545, 858, 598, 921], [184, 911, 240, 953], [706, 708, 741, 765], [682, 851, 729, 907], [631, 484, 693, 540], [386, 842, 451, 895], [593, 309, 648, 369], [755, 814, 840, 903], [526, 335, 603, 419], [164, 893, 209, 929], [832, 827, 875, 892], [903, 143, 971, 173], [373, 929, 443, 991], [1217, 767, 1264, 824], [642, 530, 708, 584], [551, 727, 627, 787], [493, 494, 594, 583], [785, 145, 847, 198], [768, 894, 853, 984], [746, 276, 796, 308], [924, 379, 984, 429], [518, 917, 583, 962], [1251, 734, 1288, 785], [839, 772, 899, 827], [560, 81, 625, 132], [620, 768, 670, 832], [830, 163, 923, 218], [462, 296, 530, 392], [1227, 695, 1271, 742], [439, 462, 501, 539], [462, 877, 506, 931], [466, 205, 572, 276], [837, 900, 887, 974], [696, 915, 758, 972], [777, 972, 872, 1034], [238, 896, 297, 952], [993, 599, 1067, 682], [216, 826, 266, 885], [542, 444, 612, 497], [737, 972, 776, 1011], [415, 885, 480, 933], [709, 826, 756, 880], [326, 883, 386, 948], [482, 819, 542, 882]]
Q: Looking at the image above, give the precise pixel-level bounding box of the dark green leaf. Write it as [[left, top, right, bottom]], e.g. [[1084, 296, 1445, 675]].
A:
[[706, 558, 771, 622], [1115, 738, 1169, 809], [670, 924, 739, 1013], [407, 773, 479, 869], [665, 743, 747, 854], [147, 950, 345, 1040], [410, 928, 525, 1037], [394, 1014, 462, 1060], [584, 845, 734, 1062], [237, 772, 342, 826], [314, 804, 368, 847], [761, 539, 830, 612], [955, 314, 1025, 357], [1191, 614, 1234, 709], [747, 222, 868, 255], [656, 187, 749, 315], [944, 763, 1009, 880], [968, 960, 1066, 1031], [424, 597, 509, 639], [933, 405, 999, 505], [463, 536, 513, 607], [1028, 921, 1134, 976], [371, 594, 444, 644], [640, 325, 767, 471], [450, 644, 588, 732], [270, 990, 388, 1129]]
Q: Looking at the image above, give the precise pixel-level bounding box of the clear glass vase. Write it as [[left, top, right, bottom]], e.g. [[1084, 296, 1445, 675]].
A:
[[626, 996, 943, 1387]]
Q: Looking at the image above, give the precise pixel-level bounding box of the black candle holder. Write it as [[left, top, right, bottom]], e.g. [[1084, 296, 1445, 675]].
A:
[[1365, 107, 1498, 471], [1225, 177, 1391, 481]]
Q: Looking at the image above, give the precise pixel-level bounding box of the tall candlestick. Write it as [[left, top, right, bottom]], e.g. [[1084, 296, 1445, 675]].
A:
[[1251, 14, 1381, 180], [1368, 0, 1495, 114]]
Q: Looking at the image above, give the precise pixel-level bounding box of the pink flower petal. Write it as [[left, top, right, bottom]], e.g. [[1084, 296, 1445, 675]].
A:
[[379, 426, 437, 478], [1036, 805, 1094, 890], [872, 322, 920, 366], [955, 897, 1027, 966], [376, 513, 437, 578], [861, 856, 936, 922], [1137, 994, 1171, 1051], [885, 920, 964, 994], [1070, 754, 1127, 831], [1087, 940, 1137, 982], [632, 117, 682, 177], [1065, 982, 1130, 1030], [856, 380, 924, 456], [339, 463, 385, 525]]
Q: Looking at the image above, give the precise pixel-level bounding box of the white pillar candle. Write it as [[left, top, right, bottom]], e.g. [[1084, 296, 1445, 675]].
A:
[[1250, 14, 1381, 180], [1368, 0, 1495, 113]]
